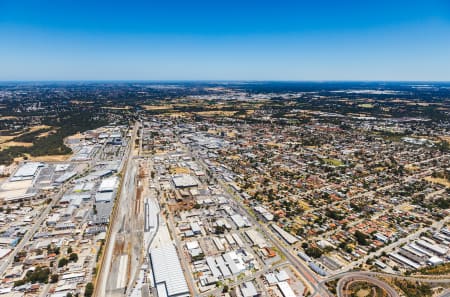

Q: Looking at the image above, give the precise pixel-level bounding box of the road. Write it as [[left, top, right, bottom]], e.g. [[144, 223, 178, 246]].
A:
[[94, 122, 139, 297], [325, 270, 450, 285], [301, 154, 444, 217], [166, 211, 198, 297], [183, 142, 331, 297], [336, 214, 450, 273], [336, 274, 399, 297], [185, 142, 450, 297], [0, 182, 70, 276], [331, 268, 450, 297], [200, 261, 290, 297]]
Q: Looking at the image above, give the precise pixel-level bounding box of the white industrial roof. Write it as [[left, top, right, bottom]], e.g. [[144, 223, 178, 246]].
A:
[[54, 164, 70, 172], [231, 214, 251, 228], [276, 270, 290, 282], [271, 224, 298, 245], [55, 171, 77, 184], [428, 256, 444, 265], [150, 244, 189, 297], [416, 239, 448, 255], [186, 241, 200, 250], [95, 191, 115, 203], [264, 273, 278, 285], [61, 272, 85, 280], [277, 281, 297, 297], [390, 253, 421, 269], [98, 176, 118, 192], [172, 174, 198, 188], [12, 162, 43, 180], [241, 281, 258, 297], [245, 229, 267, 248], [0, 248, 11, 259]]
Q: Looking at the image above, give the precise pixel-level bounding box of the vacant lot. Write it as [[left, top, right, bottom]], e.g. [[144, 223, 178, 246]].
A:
[[424, 176, 450, 188], [142, 104, 173, 110]]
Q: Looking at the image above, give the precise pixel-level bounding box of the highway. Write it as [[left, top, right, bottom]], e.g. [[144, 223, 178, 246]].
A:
[[329, 269, 450, 297], [325, 270, 450, 285], [336, 274, 399, 297], [184, 142, 450, 297], [102, 129, 450, 297]]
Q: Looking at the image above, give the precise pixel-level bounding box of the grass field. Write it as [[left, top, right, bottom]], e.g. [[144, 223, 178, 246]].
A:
[[101, 106, 131, 110], [424, 176, 450, 187], [322, 158, 345, 166], [142, 104, 173, 110], [0, 141, 33, 150], [358, 103, 374, 108], [0, 125, 52, 145]]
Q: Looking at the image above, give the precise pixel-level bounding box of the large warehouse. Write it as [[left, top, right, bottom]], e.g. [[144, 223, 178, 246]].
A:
[[98, 176, 119, 192], [11, 162, 44, 181], [149, 244, 189, 297], [172, 174, 198, 188]]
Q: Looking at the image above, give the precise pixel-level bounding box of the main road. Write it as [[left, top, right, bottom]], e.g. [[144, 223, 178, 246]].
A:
[[336, 274, 399, 297], [182, 141, 332, 297], [0, 180, 72, 276]]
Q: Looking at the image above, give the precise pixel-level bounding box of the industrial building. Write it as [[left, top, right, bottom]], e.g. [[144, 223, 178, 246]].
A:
[[149, 244, 190, 297], [277, 281, 297, 297], [11, 162, 43, 181], [271, 224, 298, 245], [98, 176, 119, 192], [240, 281, 258, 297], [205, 250, 246, 279], [172, 174, 198, 188], [245, 229, 268, 248], [54, 171, 77, 184]]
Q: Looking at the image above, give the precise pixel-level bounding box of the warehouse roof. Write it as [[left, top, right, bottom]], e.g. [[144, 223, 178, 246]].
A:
[[12, 162, 43, 180], [172, 174, 198, 188], [277, 281, 297, 297], [271, 224, 298, 245], [98, 176, 118, 192], [55, 171, 77, 184], [150, 244, 189, 297], [95, 191, 115, 203]]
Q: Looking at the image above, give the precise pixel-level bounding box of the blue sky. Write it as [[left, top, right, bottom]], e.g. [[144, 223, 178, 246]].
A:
[[1, 0, 450, 81]]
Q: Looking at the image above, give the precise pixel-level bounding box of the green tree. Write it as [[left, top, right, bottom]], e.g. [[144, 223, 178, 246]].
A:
[[354, 230, 369, 246], [69, 253, 78, 262], [85, 282, 94, 297], [58, 257, 69, 268], [50, 274, 59, 283], [305, 247, 323, 258]]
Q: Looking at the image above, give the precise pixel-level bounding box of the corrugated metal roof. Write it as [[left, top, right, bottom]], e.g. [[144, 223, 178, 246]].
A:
[[98, 176, 118, 192], [150, 244, 189, 297], [13, 162, 43, 179], [277, 281, 297, 297]]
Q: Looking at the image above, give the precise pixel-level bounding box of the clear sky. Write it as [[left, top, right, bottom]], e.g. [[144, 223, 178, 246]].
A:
[[1, 0, 450, 81]]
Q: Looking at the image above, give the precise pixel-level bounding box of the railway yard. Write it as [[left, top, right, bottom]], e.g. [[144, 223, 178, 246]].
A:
[[0, 83, 449, 297]]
